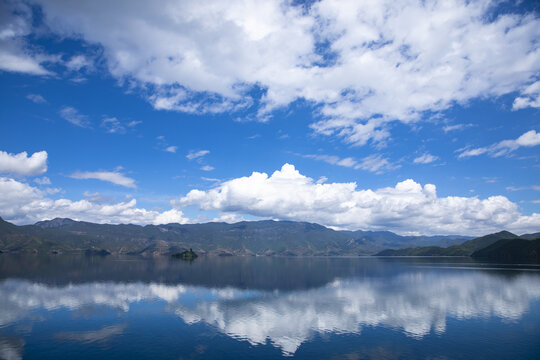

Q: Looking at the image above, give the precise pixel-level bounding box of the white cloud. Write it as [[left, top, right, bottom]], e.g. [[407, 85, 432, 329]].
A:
[[200, 165, 214, 171], [65, 54, 93, 72], [186, 150, 209, 160], [176, 163, 540, 235], [0, 150, 47, 176], [302, 153, 399, 173], [34, 176, 51, 185], [0, 177, 188, 225], [443, 123, 472, 133], [70, 171, 136, 188], [507, 185, 540, 192], [164, 146, 177, 153], [414, 153, 438, 164], [26, 93, 46, 103], [27, 0, 540, 145], [59, 106, 90, 128], [0, 1, 53, 75], [127, 120, 142, 127], [513, 81, 540, 110], [355, 154, 400, 174], [459, 130, 540, 158], [101, 117, 125, 133]]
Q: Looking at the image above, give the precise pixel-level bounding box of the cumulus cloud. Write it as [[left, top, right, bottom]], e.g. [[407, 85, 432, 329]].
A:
[[414, 153, 438, 164], [458, 130, 540, 158], [59, 106, 90, 128], [0, 150, 47, 176], [176, 163, 540, 235], [0, 176, 188, 225], [70, 170, 136, 188], [23, 0, 540, 146], [186, 150, 209, 160]]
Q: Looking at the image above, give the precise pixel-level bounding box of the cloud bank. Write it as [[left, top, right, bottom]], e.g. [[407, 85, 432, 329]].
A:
[[3, 0, 537, 145], [0, 177, 187, 225], [177, 164, 540, 235]]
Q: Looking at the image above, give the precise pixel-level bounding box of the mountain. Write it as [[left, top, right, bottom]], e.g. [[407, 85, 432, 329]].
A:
[[458, 231, 519, 252], [520, 232, 540, 240], [0, 217, 472, 256], [374, 231, 521, 257], [375, 245, 469, 257], [471, 238, 540, 263]]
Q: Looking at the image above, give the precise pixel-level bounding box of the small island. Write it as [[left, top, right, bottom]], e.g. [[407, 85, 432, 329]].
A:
[[171, 249, 198, 261]]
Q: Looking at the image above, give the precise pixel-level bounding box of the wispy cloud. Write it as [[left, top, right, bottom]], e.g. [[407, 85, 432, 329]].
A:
[[55, 324, 126, 344], [356, 154, 400, 174], [26, 94, 46, 104], [413, 153, 438, 164], [301, 153, 399, 174], [507, 185, 540, 192], [34, 176, 51, 185], [165, 146, 178, 153], [65, 54, 93, 72], [187, 150, 210, 160], [200, 165, 214, 171], [127, 120, 142, 127], [443, 123, 473, 133], [458, 130, 540, 158], [101, 117, 125, 134], [70, 170, 136, 188], [202, 177, 220, 182], [59, 106, 90, 128]]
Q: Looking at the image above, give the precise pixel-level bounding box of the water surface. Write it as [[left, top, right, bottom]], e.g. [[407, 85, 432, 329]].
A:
[[0, 255, 539, 359]]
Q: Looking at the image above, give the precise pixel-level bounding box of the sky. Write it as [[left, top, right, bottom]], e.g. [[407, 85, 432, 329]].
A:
[[0, 0, 539, 236]]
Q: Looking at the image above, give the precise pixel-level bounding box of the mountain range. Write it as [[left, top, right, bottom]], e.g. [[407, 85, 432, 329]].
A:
[[1, 216, 538, 260], [0, 216, 473, 256]]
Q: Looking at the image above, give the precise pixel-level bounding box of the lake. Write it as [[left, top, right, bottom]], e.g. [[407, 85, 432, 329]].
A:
[[0, 255, 539, 359]]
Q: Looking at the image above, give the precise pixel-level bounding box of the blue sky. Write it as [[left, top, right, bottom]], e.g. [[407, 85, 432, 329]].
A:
[[0, 0, 539, 235]]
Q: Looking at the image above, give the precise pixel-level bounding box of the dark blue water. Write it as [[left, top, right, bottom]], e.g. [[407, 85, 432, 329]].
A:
[[0, 255, 539, 359]]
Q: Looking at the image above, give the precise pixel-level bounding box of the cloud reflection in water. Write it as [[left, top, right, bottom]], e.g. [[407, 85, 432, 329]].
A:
[[1, 271, 539, 355]]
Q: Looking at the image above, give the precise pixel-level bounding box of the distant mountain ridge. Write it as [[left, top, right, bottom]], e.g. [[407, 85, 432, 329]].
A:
[[374, 231, 539, 260], [0, 216, 473, 256]]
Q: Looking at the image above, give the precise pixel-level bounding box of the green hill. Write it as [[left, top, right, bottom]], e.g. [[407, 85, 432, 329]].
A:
[[471, 238, 540, 263], [375, 231, 520, 257]]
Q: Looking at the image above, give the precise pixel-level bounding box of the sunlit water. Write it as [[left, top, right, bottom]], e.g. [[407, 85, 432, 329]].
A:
[[0, 255, 539, 359]]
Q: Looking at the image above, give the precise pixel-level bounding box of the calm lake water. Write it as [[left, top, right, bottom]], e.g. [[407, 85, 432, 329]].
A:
[[0, 255, 539, 359]]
